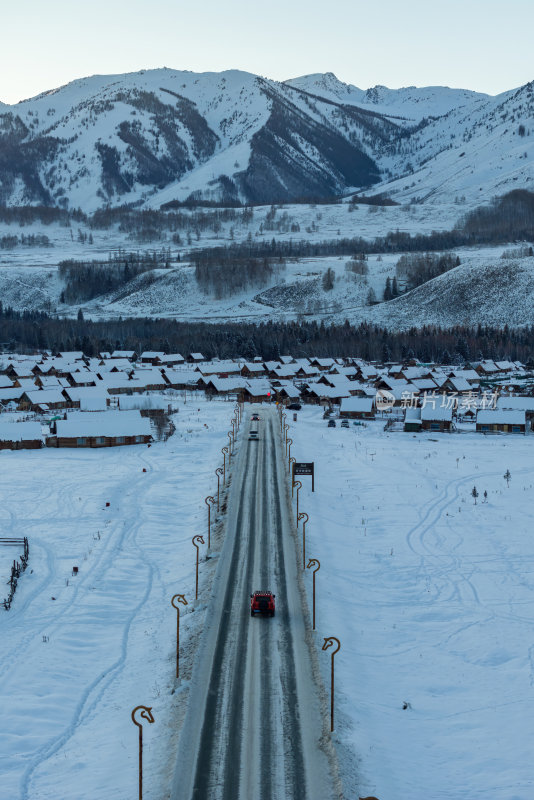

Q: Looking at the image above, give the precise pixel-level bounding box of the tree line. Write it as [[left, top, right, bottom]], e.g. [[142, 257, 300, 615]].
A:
[[57, 249, 172, 303], [0, 303, 532, 365]]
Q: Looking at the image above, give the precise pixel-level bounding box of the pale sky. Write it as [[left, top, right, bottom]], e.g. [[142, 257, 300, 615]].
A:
[[1, 0, 532, 104]]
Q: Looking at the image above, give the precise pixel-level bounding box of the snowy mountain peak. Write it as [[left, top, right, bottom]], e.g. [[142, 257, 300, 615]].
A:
[[0, 68, 532, 211]]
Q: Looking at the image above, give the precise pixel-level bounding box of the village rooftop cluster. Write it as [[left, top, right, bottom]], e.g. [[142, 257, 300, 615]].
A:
[[0, 350, 533, 450]]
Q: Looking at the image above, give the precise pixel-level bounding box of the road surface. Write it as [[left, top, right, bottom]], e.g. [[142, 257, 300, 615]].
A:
[[170, 409, 336, 800]]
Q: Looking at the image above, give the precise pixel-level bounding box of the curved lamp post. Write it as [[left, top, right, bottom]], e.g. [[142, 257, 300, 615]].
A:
[[192, 535, 205, 600], [322, 636, 341, 732], [215, 467, 224, 510], [231, 418, 237, 443], [205, 495, 215, 548], [171, 593, 188, 679], [289, 456, 296, 493], [293, 480, 302, 524], [227, 431, 233, 456], [283, 423, 289, 447], [306, 557, 320, 628], [281, 412, 287, 433], [222, 447, 229, 485], [286, 436, 292, 459], [131, 705, 155, 800], [298, 512, 309, 570], [234, 404, 240, 424]]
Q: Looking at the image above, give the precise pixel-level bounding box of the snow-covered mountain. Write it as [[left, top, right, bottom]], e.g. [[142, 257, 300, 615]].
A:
[[285, 72, 486, 123], [0, 68, 532, 211]]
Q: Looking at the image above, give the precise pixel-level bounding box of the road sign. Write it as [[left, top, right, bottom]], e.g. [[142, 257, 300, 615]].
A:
[[293, 462, 314, 491]]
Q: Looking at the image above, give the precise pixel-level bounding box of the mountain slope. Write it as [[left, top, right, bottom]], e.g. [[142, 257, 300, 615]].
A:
[[0, 68, 532, 211], [0, 69, 383, 210]]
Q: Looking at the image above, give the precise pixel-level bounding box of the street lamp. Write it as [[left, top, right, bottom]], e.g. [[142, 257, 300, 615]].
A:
[[286, 436, 292, 458], [222, 446, 229, 484], [293, 480, 302, 523], [204, 495, 215, 548], [231, 417, 237, 443], [284, 423, 289, 446], [289, 457, 296, 494], [306, 557, 320, 629], [171, 594, 188, 679], [215, 467, 224, 510], [322, 636, 341, 732], [192, 535, 205, 600], [131, 705, 155, 800], [281, 412, 287, 433], [298, 512, 309, 570], [227, 431, 233, 456]]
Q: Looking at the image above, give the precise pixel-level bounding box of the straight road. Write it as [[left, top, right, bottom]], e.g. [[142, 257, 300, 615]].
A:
[[170, 409, 335, 800]]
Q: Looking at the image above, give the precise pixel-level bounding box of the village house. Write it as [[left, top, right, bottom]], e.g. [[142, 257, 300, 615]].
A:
[[160, 353, 185, 366], [62, 386, 111, 410], [49, 410, 152, 448], [241, 380, 273, 403], [420, 405, 453, 432], [476, 409, 526, 434], [496, 396, 534, 428], [139, 351, 166, 365], [19, 389, 70, 413], [111, 350, 137, 360], [404, 407, 423, 432], [0, 421, 43, 450], [202, 376, 248, 397], [240, 362, 266, 379], [161, 369, 201, 391], [339, 396, 375, 419], [187, 352, 205, 363]]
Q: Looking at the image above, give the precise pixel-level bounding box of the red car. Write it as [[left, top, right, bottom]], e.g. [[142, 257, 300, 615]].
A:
[[250, 590, 275, 617]]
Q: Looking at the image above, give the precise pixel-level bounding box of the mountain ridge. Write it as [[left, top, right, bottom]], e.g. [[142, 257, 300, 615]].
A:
[[0, 68, 532, 211]]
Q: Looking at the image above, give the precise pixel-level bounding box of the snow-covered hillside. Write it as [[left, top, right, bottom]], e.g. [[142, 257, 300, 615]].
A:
[[0, 68, 532, 211], [0, 196, 532, 329]]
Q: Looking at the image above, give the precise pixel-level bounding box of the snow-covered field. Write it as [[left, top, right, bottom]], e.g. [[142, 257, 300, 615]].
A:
[[2, 397, 533, 800], [0, 396, 237, 800], [289, 406, 534, 800]]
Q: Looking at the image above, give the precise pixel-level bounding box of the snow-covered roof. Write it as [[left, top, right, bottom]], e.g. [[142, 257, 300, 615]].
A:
[[0, 375, 14, 389], [477, 409, 526, 425], [63, 386, 110, 402], [161, 353, 184, 364], [24, 389, 66, 405], [445, 377, 472, 392], [340, 396, 374, 412], [57, 410, 151, 438], [111, 350, 136, 359], [477, 408, 526, 425], [410, 379, 437, 391], [163, 369, 203, 386], [420, 404, 453, 421], [0, 421, 42, 442], [496, 396, 534, 411], [279, 385, 301, 398], [243, 362, 265, 373], [0, 388, 25, 401], [80, 397, 108, 412], [207, 376, 248, 392]]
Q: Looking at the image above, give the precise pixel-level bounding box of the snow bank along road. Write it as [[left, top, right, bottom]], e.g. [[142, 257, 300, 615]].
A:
[[170, 409, 335, 800]]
